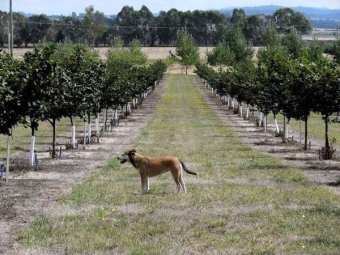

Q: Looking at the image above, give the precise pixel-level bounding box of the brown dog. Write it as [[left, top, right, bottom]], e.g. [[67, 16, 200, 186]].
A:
[[117, 149, 197, 194]]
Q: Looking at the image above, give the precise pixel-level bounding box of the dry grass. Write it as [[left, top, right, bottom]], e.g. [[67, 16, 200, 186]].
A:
[[6, 46, 214, 61]]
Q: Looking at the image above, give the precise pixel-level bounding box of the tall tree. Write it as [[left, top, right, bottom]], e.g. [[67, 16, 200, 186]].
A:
[[157, 9, 182, 46], [204, 11, 228, 46], [116, 6, 141, 45], [273, 8, 312, 34], [223, 26, 254, 65], [0, 11, 9, 47], [243, 15, 267, 46], [230, 9, 246, 27], [28, 14, 51, 46], [139, 5, 155, 46], [55, 16, 85, 43], [83, 5, 108, 47]]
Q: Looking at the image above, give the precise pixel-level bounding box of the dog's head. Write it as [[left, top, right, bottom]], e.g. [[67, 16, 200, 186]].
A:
[[117, 149, 137, 164]]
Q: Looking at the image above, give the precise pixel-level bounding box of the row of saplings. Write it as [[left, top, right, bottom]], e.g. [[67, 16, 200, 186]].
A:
[[195, 53, 340, 160], [0, 42, 167, 174]]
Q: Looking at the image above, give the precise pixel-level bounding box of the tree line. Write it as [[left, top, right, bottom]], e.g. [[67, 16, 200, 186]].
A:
[[194, 26, 340, 159], [0, 5, 313, 48], [0, 39, 167, 158]]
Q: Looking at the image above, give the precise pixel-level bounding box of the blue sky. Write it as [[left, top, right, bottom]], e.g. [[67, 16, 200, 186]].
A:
[[3, 0, 340, 15]]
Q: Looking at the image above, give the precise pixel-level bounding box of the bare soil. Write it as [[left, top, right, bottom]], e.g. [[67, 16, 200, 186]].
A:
[[1, 74, 340, 255]]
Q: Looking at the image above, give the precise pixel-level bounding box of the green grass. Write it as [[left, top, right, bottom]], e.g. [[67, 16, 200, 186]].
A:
[[267, 112, 340, 147], [17, 74, 340, 254], [0, 115, 100, 159]]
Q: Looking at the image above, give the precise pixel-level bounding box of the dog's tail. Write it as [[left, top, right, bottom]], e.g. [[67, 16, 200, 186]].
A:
[[180, 160, 197, 175]]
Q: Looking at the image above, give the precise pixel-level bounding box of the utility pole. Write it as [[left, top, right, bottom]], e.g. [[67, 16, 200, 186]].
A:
[[8, 0, 13, 55], [6, 0, 13, 181]]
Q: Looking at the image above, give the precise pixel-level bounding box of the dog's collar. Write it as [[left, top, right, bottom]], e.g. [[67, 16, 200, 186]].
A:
[[128, 154, 139, 168]]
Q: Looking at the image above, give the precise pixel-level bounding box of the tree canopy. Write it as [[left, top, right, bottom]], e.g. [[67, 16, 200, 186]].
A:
[[0, 5, 314, 47]]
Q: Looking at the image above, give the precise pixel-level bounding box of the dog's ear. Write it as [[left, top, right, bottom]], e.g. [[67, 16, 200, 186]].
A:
[[129, 149, 136, 155]]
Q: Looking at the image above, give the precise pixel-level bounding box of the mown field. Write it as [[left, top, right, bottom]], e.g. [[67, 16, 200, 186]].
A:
[[16, 75, 340, 254]]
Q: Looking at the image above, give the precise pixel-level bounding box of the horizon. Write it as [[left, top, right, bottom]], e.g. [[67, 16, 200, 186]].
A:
[[1, 1, 339, 16]]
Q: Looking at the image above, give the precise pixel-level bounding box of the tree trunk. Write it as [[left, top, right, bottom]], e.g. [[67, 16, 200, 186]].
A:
[[87, 113, 91, 144], [325, 115, 329, 149], [52, 118, 56, 158], [304, 119, 308, 150], [29, 136, 35, 166], [104, 109, 108, 131], [30, 120, 36, 136]]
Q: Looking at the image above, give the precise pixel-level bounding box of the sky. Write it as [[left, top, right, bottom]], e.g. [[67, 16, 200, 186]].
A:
[[2, 0, 340, 16]]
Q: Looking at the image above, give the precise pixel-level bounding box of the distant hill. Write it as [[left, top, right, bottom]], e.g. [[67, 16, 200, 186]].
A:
[[221, 5, 340, 20], [17, 5, 340, 29], [220, 5, 340, 29]]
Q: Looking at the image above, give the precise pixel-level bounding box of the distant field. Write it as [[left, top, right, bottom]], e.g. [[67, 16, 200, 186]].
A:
[[302, 34, 338, 41], [5, 46, 214, 60]]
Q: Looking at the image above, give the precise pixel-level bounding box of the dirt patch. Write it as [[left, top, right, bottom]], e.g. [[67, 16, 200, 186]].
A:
[[1, 74, 340, 254]]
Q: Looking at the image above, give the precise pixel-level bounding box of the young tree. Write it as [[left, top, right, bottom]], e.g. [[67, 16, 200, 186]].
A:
[[311, 58, 340, 158], [327, 38, 340, 66], [106, 37, 147, 69], [23, 44, 69, 158], [206, 41, 234, 68], [50, 41, 103, 145], [173, 28, 200, 75], [0, 51, 26, 136], [256, 37, 291, 133], [104, 36, 149, 125]]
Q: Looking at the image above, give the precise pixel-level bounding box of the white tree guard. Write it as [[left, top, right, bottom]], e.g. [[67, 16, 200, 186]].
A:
[[71, 125, 76, 146], [6, 135, 11, 180], [95, 117, 99, 133], [29, 136, 35, 166], [274, 119, 280, 133], [286, 123, 290, 138], [88, 123, 92, 143]]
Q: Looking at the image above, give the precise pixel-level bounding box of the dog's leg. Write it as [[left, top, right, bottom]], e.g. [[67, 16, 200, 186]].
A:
[[140, 173, 148, 194], [172, 172, 183, 193], [146, 177, 150, 193], [180, 176, 187, 194]]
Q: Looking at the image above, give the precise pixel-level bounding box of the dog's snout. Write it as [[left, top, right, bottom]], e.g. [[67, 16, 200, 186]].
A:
[[117, 155, 128, 164]]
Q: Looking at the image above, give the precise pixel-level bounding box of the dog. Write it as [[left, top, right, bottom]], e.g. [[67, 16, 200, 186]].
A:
[[117, 149, 197, 194]]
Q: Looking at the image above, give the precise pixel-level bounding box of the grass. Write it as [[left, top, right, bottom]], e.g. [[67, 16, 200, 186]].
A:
[[0, 115, 102, 159], [16, 74, 340, 254], [266, 112, 340, 147]]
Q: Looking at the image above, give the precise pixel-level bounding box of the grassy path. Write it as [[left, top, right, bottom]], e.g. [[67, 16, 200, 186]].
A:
[[18, 75, 340, 254]]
